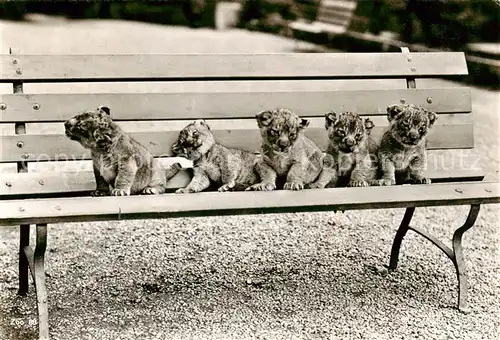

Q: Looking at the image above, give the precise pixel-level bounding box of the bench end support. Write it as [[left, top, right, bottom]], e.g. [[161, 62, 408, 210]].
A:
[[388, 204, 481, 313]]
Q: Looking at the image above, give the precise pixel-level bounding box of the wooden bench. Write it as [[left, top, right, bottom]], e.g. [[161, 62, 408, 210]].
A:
[[1, 47, 499, 340], [289, 0, 358, 39]]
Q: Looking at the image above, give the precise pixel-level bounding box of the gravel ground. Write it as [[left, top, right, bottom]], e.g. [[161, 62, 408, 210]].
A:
[[0, 15, 499, 340]]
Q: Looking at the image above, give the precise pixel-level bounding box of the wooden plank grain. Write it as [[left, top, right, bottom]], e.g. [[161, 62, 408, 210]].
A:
[[0, 53, 468, 81], [21, 79, 409, 94], [0, 182, 498, 226], [0, 88, 471, 122], [0, 163, 18, 173], [0, 115, 473, 162]]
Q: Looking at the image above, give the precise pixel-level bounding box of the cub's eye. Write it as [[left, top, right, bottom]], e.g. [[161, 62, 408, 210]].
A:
[[355, 134, 362, 140], [336, 130, 345, 137], [418, 127, 425, 134], [192, 131, 199, 138], [289, 133, 297, 140], [403, 119, 411, 126], [269, 129, 279, 136], [75, 124, 86, 133]]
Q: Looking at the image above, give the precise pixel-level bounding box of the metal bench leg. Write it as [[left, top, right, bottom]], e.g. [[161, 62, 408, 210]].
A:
[[21, 224, 49, 339], [389, 207, 415, 270], [18, 224, 30, 295], [388, 205, 480, 313], [34, 224, 49, 340], [452, 204, 480, 314]]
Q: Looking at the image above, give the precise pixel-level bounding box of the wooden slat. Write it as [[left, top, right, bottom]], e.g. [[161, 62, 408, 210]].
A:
[[0, 115, 473, 162], [0, 163, 17, 173], [0, 169, 191, 198], [317, 7, 355, 26], [0, 151, 484, 197], [316, 0, 357, 27], [1, 182, 498, 226], [322, 0, 357, 11], [316, 15, 350, 27], [21, 79, 409, 94], [0, 53, 469, 81], [320, 5, 356, 16], [0, 88, 472, 122], [27, 157, 193, 172]]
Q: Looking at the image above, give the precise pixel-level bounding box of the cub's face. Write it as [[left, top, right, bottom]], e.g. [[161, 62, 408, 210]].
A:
[[387, 104, 437, 146], [256, 108, 308, 153], [172, 120, 215, 162], [64, 106, 115, 150], [325, 111, 374, 153]]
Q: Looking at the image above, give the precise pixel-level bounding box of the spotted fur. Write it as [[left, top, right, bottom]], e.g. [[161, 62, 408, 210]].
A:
[[247, 108, 335, 191], [64, 106, 180, 196], [310, 111, 378, 188], [376, 104, 437, 186], [172, 120, 266, 193]]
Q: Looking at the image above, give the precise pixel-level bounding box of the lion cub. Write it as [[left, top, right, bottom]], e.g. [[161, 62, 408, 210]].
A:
[[310, 111, 378, 188], [376, 104, 437, 186], [246, 108, 335, 191], [64, 106, 181, 196], [172, 120, 267, 193]]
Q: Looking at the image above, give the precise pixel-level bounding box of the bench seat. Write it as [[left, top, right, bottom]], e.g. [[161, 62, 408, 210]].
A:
[[1, 182, 498, 226]]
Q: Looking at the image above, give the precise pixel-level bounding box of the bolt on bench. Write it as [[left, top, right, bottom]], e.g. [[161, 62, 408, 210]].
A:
[[1, 48, 499, 340]]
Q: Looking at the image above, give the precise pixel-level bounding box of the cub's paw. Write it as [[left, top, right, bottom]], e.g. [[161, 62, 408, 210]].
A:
[[348, 179, 368, 187], [142, 187, 163, 195], [375, 179, 395, 186], [306, 182, 324, 189], [175, 188, 189, 194], [218, 184, 234, 192], [284, 182, 304, 191], [111, 188, 130, 196], [90, 190, 109, 197], [412, 177, 431, 185], [246, 182, 276, 191]]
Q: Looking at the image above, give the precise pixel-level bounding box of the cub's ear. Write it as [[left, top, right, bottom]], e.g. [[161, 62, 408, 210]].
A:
[[325, 112, 337, 129], [386, 104, 403, 122], [364, 118, 375, 131], [427, 111, 437, 127], [256, 110, 273, 128], [97, 106, 111, 115], [194, 119, 210, 130], [300, 118, 310, 130], [171, 142, 181, 155]]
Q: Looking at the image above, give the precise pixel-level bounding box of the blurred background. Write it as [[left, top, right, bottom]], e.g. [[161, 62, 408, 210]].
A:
[[0, 0, 499, 87]]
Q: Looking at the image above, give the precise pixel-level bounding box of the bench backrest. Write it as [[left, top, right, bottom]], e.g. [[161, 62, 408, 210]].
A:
[[316, 0, 358, 27], [0, 49, 480, 198]]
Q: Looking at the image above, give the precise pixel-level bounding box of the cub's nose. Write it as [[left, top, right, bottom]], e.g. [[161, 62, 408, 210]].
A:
[[409, 130, 419, 141], [64, 118, 77, 129], [345, 137, 355, 147], [278, 139, 289, 148]]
